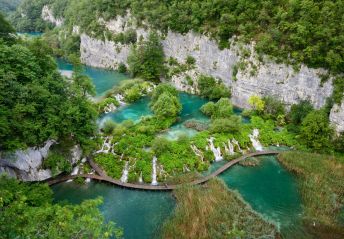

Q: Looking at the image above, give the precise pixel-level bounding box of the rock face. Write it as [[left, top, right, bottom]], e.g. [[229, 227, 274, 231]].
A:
[[0, 140, 55, 181], [0, 141, 83, 181], [79, 18, 333, 109], [42, 5, 64, 27], [41, 10, 341, 132], [330, 102, 344, 133]]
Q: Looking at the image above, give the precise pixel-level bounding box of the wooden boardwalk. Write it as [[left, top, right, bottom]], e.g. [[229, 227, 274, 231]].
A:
[[47, 150, 280, 190]]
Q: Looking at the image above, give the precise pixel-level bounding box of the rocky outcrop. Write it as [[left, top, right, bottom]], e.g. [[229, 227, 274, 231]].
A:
[[0, 140, 55, 181], [0, 142, 83, 181], [42, 5, 64, 27], [330, 102, 344, 133], [41, 10, 341, 131]]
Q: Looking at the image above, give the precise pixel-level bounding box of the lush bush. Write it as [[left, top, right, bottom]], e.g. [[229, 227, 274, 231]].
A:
[[150, 84, 182, 119], [210, 116, 242, 133], [261, 96, 285, 120], [127, 32, 165, 82], [201, 98, 233, 119], [0, 13, 16, 43], [248, 95, 265, 113], [43, 152, 72, 175], [300, 110, 334, 151], [0, 176, 123, 238], [97, 98, 119, 113], [117, 63, 127, 73], [0, 38, 97, 151], [94, 153, 124, 179], [288, 100, 314, 126], [197, 75, 230, 99]]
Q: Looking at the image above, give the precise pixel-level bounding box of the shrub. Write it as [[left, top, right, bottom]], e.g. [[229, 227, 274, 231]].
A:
[[197, 75, 230, 99], [300, 110, 334, 151], [127, 32, 165, 82], [288, 100, 314, 125], [210, 116, 242, 133], [117, 63, 127, 73], [201, 98, 233, 119], [185, 55, 196, 65]]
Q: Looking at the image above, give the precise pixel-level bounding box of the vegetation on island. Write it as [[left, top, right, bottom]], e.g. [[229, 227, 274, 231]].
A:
[[162, 179, 276, 239], [278, 152, 344, 237], [0, 175, 123, 238]]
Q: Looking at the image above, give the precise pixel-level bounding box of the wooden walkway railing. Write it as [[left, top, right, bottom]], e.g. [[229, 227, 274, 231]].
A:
[[46, 150, 281, 190]]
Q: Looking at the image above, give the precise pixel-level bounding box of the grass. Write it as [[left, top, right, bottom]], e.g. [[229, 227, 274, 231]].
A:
[[161, 179, 276, 239], [278, 151, 344, 237]]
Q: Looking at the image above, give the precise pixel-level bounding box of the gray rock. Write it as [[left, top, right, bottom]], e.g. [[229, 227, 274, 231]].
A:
[[330, 102, 344, 133]]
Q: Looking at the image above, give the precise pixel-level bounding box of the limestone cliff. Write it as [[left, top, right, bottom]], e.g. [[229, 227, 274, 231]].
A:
[[0, 142, 83, 181], [42, 10, 342, 131]]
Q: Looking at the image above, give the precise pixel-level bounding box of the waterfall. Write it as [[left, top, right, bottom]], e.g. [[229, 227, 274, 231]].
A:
[[223, 140, 235, 155], [207, 137, 223, 162], [191, 144, 204, 162], [104, 103, 117, 114], [249, 129, 263, 151], [232, 139, 243, 153], [139, 171, 143, 183], [120, 161, 129, 183], [115, 94, 126, 106], [151, 156, 158, 185], [67, 165, 79, 182], [96, 137, 112, 154]]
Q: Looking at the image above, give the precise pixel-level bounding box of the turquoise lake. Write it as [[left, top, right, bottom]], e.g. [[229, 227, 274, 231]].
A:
[[53, 60, 305, 238], [57, 58, 129, 96]]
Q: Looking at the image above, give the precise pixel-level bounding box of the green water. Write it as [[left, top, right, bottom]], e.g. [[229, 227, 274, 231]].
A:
[[220, 156, 306, 238], [52, 182, 174, 239], [56, 58, 129, 96], [52, 157, 305, 238]]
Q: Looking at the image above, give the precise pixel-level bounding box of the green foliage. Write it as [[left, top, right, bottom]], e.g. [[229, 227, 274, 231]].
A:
[[0, 13, 15, 43], [13, 0, 344, 77], [127, 32, 165, 82], [201, 98, 234, 119], [101, 120, 118, 135], [0, 176, 123, 238], [248, 95, 265, 112], [197, 75, 230, 99], [261, 96, 285, 120], [117, 63, 127, 73], [110, 29, 137, 44], [0, 0, 22, 16], [210, 116, 242, 134], [11, 0, 52, 32], [332, 76, 344, 104], [150, 84, 182, 119], [300, 110, 334, 152], [0, 39, 97, 151], [97, 98, 119, 113], [185, 55, 196, 65], [43, 152, 72, 176], [288, 100, 314, 126], [94, 153, 124, 179]]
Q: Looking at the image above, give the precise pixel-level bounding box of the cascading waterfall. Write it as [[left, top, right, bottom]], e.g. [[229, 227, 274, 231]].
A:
[[232, 139, 243, 153], [138, 171, 143, 183], [208, 137, 223, 161], [249, 129, 263, 151], [115, 94, 126, 106], [104, 103, 117, 114], [223, 140, 235, 155], [120, 161, 129, 183], [96, 136, 113, 154], [191, 144, 204, 162], [151, 156, 158, 185]]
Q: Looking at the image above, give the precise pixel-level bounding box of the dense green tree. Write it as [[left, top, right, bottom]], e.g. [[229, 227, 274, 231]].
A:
[[201, 98, 233, 119], [151, 92, 182, 119], [127, 32, 165, 82], [261, 96, 285, 120], [0, 38, 97, 151], [0, 0, 22, 16], [300, 110, 334, 151], [0, 176, 123, 238], [197, 75, 230, 99], [210, 116, 242, 133], [0, 13, 15, 43], [288, 100, 314, 125]]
